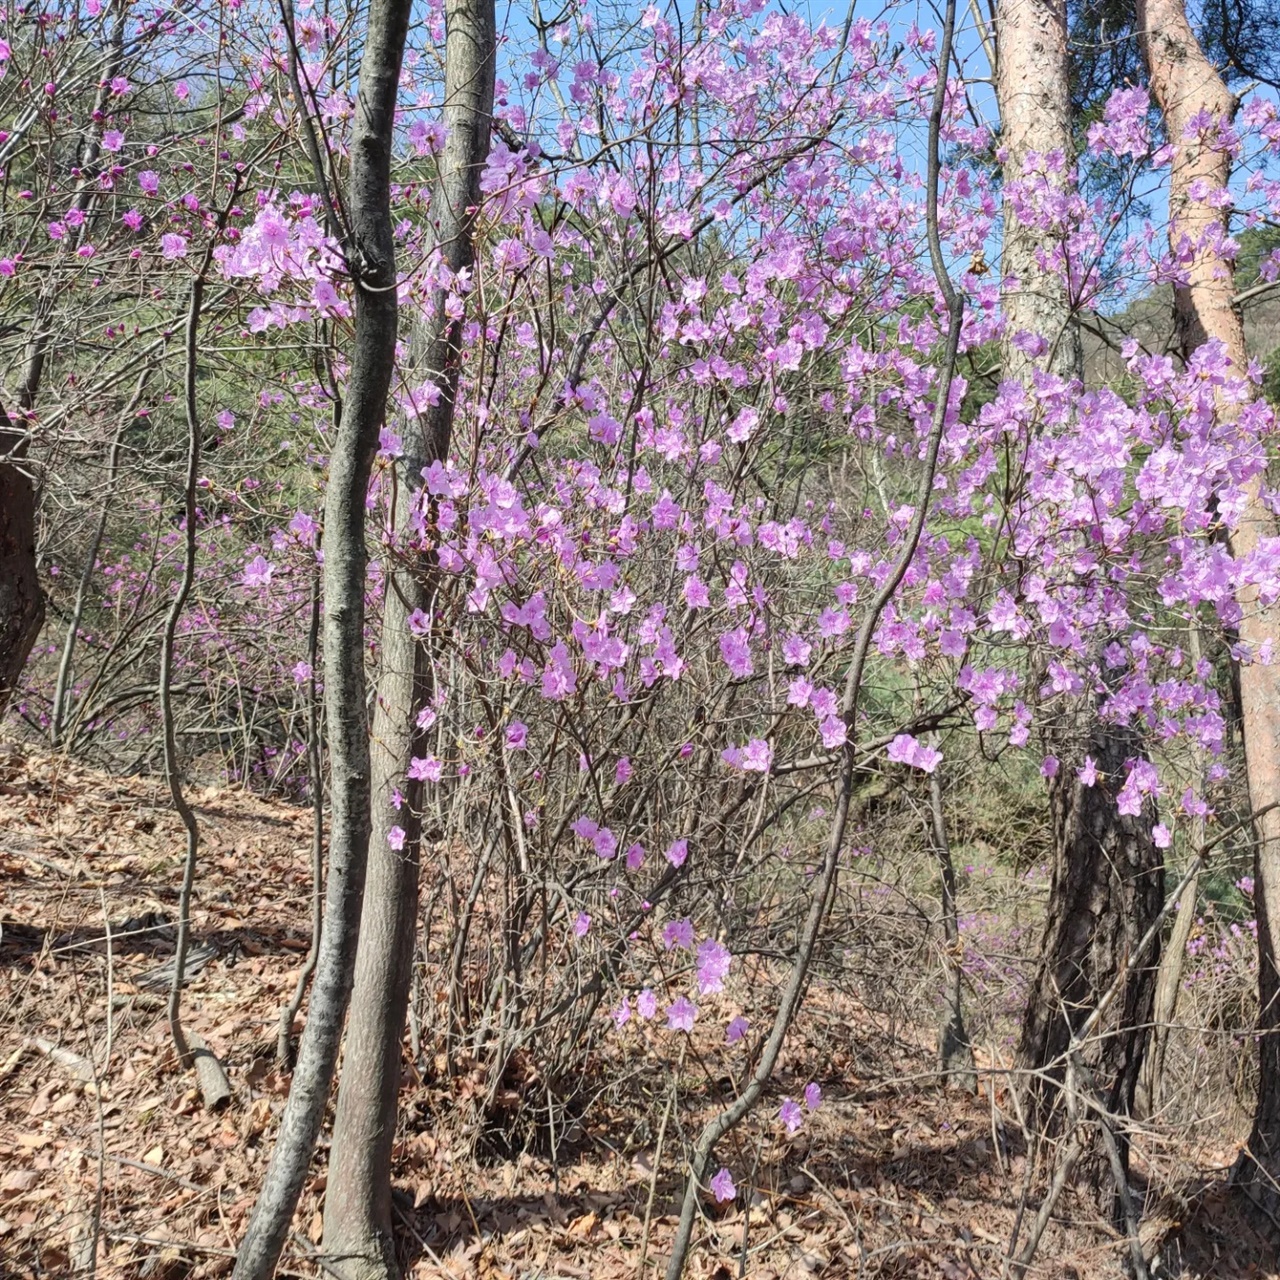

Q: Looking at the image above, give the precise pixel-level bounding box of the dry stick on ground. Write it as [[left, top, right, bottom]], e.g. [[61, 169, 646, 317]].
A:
[[661, 6, 965, 1268], [230, 0, 412, 1269], [159, 227, 233, 1114], [1007, 1131, 1084, 1279], [83, 891, 113, 1275], [98, 885, 114, 1073], [276, 562, 325, 1069]]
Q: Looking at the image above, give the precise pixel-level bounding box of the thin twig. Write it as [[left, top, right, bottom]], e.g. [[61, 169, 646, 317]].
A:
[[637, 1044, 683, 1279], [1008, 1132, 1084, 1278]]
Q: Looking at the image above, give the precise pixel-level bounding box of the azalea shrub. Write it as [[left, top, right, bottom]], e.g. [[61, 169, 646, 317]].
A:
[[6, 0, 1280, 1177]]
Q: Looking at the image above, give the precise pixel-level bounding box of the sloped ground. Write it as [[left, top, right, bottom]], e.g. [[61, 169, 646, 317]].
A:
[[2, 742, 1276, 1279]]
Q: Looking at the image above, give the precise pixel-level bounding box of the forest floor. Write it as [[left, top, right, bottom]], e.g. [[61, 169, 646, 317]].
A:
[[2, 740, 1278, 1280]]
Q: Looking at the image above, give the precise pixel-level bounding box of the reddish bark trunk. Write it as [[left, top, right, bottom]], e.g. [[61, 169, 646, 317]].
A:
[[1137, 0, 1280, 1214]]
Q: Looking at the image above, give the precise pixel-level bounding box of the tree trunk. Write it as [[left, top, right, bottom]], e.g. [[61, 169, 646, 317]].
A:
[[928, 763, 977, 1091], [1142, 627, 1207, 1116], [664, 2, 967, 1260], [1136, 0, 1280, 1216], [0, 0, 131, 726], [1141, 867, 1198, 1114], [995, 0, 1163, 1195], [0, 407, 43, 722], [230, 0, 412, 1273], [321, 1, 495, 1275], [994, 0, 1082, 383], [1017, 720, 1165, 1177], [276, 564, 325, 1069]]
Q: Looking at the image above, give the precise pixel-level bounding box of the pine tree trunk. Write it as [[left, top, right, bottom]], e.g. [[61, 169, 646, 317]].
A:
[[996, 0, 1162, 1194], [321, 1, 495, 1274], [994, 0, 1082, 384], [1142, 628, 1208, 1116], [1017, 719, 1165, 1175], [230, 0, 412, 1273], [1136, 0, 1280, 1216]]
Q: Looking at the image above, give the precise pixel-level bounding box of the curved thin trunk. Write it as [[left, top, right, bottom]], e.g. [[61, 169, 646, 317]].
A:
[[664, 6, 965, 1263], [320, 1, 495, 1276], [231, 0, 412, 1271], [928, 764, 976, 1091], [1136, 0, 1280, 1214], [161, 258, 232, 1112]]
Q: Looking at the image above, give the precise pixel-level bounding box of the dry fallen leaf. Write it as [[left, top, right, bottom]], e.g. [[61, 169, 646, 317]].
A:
[[567, 1210, 597, 1239]]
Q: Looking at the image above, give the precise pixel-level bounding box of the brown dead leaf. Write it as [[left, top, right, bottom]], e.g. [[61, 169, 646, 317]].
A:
[[242, 1097, 272, 1140], [566, 1211, 597, 1239]]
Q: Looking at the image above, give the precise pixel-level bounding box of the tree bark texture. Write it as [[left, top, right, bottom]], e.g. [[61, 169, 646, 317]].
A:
[[0, 407, 43, 722], [1136, 0, 1280, 1214], [0, 0, 131, 724], [996, 0, 1165, 1193], [231, 0, 412, 1272], [1017, 720, 1164, 1178], [321, 1, 495, 1275], [995, 0, 1083, 382]]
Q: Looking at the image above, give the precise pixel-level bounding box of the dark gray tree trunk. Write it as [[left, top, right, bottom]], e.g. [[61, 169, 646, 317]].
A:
[[1017, 719, 1164, 1184], [928, 765, 976, 1091], [0, 406, 43, 722], [230, 0, 412, 1272], [0, 0, 131, 724], [321, 1, 495, 1275]]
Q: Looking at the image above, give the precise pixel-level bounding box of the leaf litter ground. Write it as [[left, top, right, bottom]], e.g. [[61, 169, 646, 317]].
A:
[[1, 742, 1276, 1279]]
